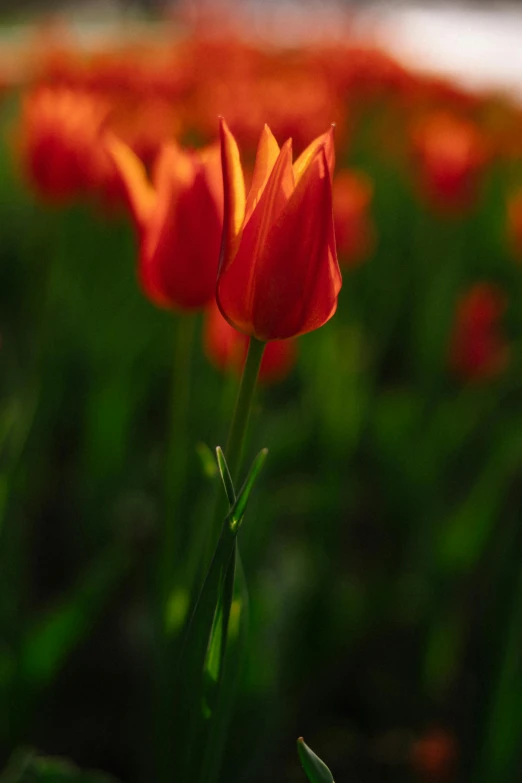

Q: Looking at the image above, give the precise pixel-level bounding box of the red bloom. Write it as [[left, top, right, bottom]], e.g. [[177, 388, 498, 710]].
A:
[[450, 283, 509, 381], [218, 118, 341, 340], [332, 170, 374, 266], [108, 137, 223, 310], [203, 302, 296, 384], [412, 112, 486, 213], [18, 86, 112, 202]]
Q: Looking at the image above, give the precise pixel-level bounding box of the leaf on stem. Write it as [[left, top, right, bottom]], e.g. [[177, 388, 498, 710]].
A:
[[226, 448, 268, 532], [297, 738, 335, 783], [216, 446, 236, 505], [175, 447, 267, 782], [198, 551, 249, 783]]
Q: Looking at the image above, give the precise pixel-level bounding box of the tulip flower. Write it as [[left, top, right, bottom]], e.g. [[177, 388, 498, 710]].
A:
[[107, 137, 223, 310], [411, 112, 486, 213], [203, 302, 296, 384], [217, 118, 341, 341], [449, 283, 509, 381], [19, 86, 112, 203]]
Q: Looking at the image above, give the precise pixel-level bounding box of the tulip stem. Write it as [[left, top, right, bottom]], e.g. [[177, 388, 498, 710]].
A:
[[225, 337, 266, 483]]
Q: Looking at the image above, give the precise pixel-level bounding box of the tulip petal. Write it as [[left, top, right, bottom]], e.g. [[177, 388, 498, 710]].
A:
[[244, 124, 281, 223], [143, 145, 222, 309], [251, 145, 341, 340], [219, 118, 246, 272], [242, 138, 294, 250], [145, 144, 194, 271], [293, 126, 335, 184], [197, 141, 224, 215], [106, 134, 156, 231], [217, 140, 295, 335]]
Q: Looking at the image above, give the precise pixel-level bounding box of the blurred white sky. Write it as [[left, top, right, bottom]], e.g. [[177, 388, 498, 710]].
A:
[[4, 1, 522, 99], [358, 2, 522, 98]]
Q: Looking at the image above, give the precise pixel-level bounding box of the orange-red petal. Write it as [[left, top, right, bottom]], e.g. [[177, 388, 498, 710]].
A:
[[251, 145, 341, 339], [244, 124, 281, 224], [142, 148, 221, 310], [219, 118, 246, 273], [106, 134, 156, 231], [217, 139, 294, 335], [293, 126, 335, 184]]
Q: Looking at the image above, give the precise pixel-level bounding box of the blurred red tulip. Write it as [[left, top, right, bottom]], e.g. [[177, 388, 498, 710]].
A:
[[203, 302, 296, 383], [108, 137, 223, 311], [108, 97, 182, 171], [218, 118, 341, 340], [333, 170, 375, 266], [18, 86, 112, 203], [411, 729, 456, 780], [450, 283, 509, 381], [412, 112, 486, 213]]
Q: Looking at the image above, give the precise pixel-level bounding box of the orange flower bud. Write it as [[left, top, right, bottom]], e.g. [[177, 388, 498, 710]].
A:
[[107, 137, 223, 311], [450, 283, 509, 382], [412, 112, 486, 214], [332, 170, 374, 267], [203, 302, 296, 384], [217, 118, 341, 341]]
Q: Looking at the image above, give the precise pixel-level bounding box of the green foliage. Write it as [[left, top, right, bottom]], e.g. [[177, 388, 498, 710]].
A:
[[2, 53, 522, 783], [172, 448, 266, 783]]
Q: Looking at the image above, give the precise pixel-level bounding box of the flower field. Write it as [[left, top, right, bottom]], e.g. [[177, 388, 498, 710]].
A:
[[0, 9, 522, 783]]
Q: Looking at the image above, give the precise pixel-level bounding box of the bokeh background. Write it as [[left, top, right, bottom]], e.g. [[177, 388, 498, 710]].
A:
[[1, 2, 522, 782]]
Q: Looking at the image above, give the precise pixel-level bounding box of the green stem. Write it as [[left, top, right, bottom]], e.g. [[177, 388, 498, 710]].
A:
[[194, 338, 265, 783], [203, 337, 266, 568], [225, 337, 266, 483]]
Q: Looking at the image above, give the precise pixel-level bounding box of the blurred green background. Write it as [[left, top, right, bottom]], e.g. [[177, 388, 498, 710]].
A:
[[1, 5, 522, 783]]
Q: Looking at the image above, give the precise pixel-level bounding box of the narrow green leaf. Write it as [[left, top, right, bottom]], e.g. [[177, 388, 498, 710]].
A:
[[176, 449, 266, 782], [173, 525, 237, 781], [216, 447, 236, 506], [202, 542, 237, 718], [227, 448, 268, 532], [297, 738, 335, 783], [198, 549, 249, 783]]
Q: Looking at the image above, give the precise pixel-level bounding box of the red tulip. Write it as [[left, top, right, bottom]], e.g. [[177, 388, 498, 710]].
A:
[[203, 302, 296, 384], [450, 283, 509, 381], [412, 112, 486, 213], [217, 118, 341, 340], [108, 137, 223, 310], [19, 86, 111, 203]]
